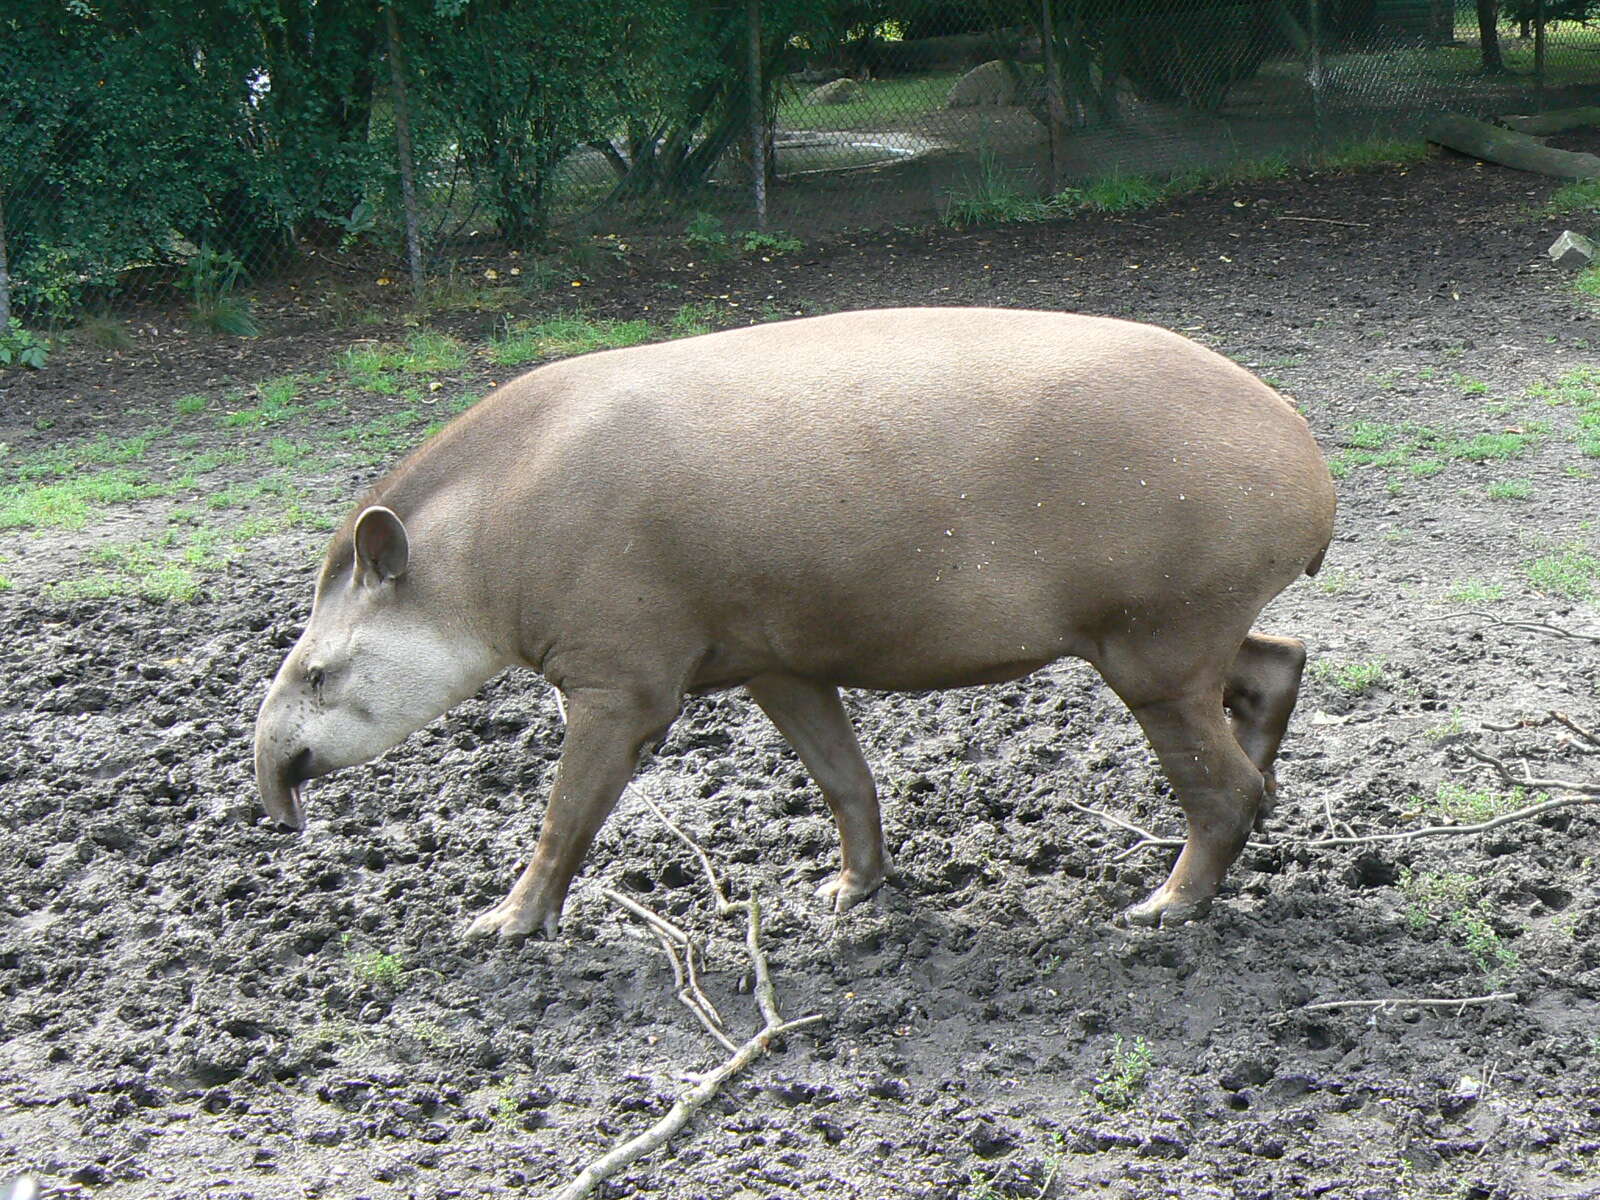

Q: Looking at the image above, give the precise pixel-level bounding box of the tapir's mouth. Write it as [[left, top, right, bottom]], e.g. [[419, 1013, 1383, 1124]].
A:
[[257, 746, 314, 832], [280, 783, 307, 831]]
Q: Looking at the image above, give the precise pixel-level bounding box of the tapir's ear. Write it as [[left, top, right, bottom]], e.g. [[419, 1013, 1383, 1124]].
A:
[[353, 505, 409, 582]]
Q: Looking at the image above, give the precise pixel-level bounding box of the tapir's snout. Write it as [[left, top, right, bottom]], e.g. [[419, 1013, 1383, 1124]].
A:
[[255, 735, 316, 831]]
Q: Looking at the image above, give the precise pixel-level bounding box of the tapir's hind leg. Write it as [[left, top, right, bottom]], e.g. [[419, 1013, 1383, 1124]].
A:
[[1092, 636, 1266, 928], [746, 673, 887, 912], [1224, 633, 1308, 826]]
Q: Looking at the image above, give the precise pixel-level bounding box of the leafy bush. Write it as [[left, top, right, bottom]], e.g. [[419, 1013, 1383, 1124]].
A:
[[0, 319, 48, 369]]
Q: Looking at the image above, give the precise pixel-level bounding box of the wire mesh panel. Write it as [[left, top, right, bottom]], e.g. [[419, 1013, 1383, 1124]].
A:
[[1, 1, 1597, 320]]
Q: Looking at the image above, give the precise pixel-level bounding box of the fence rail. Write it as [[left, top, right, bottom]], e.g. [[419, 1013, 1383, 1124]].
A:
[[2, 0, 1597, 321]]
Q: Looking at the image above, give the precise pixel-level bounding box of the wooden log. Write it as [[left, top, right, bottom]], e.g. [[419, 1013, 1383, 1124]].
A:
[[1501, 107, 1600, 135], [1425, 114, 1600, 179]]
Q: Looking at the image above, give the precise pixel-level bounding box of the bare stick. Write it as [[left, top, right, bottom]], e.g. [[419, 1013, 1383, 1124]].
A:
[[1075, 769, 1597, 857], [1437, 610, 1600, 643], [554, 794, 824, 1200], [1066, 800, 1183, 859], [601, 888, 734, 1051], [1277, 215, 1371, 227], [549, 1010, 824, 1200], [1301, 991, 1517, 1013], [1461, 746, 1600, 796], [1547, 710, 1600, 750]]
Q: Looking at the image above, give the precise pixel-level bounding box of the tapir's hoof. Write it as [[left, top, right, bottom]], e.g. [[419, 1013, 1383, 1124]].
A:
[[1117, 890, 1213, 929], [465, 899, 559, 941], [1254, 770, 1279, 831], [816, 868, 885, 913]]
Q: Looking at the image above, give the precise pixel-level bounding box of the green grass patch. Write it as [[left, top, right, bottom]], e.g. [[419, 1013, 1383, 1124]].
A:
[[1330, 420, 1537, 481], [1486, 479, 1532, 501], [1527, 365, 1600, 407], [342, 330, 467, 393], [489, 314, 656, 366], [775, 72, 959, 131], [945, 150, 1067, 227], [47, 564, 200, 604], [1431, 783, 1533, 824], [667, 301, 720, 339], [346, 946, 406, 989], [1525, 545, 1600, 599], [203, 474, 297, 511], [1091, 1036, 1154, 1112], [1317, 137, 1429, 171], [0, 470, 170, 530], [175, 393, 208, 416], [1546, 179, 1600, 218], [220, 374, 306, 429], [1400, 868, 1520, 981], [1446, 578, 1503, 605], [1311, 657, 1385, 695], [8, 433, 156, 482], [1067, 171, 1167, 213], [1576, 266, 1600, 300]]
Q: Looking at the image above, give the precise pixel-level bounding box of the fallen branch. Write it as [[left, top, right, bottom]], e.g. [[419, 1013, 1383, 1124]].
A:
[[1277, 214, 1371, 227], [1070, 746, 1599, 856], [1066, 800, 1183, 859], [551, 791, 824, 1200], [1438, 610, 1600, 644], [1462, 746, 1600, 797], [1301, 991, 1517, 1014]]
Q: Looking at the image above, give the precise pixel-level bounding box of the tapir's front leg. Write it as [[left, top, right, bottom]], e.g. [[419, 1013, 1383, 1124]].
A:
[[467, 687, 680, 940]]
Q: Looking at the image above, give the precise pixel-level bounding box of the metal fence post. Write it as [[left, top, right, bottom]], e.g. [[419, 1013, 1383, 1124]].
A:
[[1308, 0, 1325, 147], [748, 0, 768, 232], [0, 187, 10, 328], [1535, 0, 1547, 110], [384, 2, 425, 301]]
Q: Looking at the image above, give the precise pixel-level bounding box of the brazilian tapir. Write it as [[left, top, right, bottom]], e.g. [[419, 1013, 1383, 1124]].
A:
[[254, 307, 1336, 939]]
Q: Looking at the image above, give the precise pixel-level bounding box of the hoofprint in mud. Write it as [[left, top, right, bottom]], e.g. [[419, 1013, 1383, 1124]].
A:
[[256, 306, 1335, 943]]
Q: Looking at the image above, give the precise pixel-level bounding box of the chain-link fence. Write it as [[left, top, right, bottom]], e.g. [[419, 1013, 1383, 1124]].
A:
[[3, 1, 1598, 322]]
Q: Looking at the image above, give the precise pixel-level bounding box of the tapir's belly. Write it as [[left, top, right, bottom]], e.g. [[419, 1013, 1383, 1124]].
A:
[[657, 466, 1306, 692]]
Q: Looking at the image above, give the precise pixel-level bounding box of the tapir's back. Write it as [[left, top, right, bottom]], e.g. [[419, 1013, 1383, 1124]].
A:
[[423, 308, 1336, 688]]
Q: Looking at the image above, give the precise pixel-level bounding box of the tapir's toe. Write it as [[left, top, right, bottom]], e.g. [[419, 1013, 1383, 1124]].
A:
[[465, 899, 557, 941], [816, 868, 886, 913], [1118, 889, 1213, 929], [1253, 769, 1279, 831]]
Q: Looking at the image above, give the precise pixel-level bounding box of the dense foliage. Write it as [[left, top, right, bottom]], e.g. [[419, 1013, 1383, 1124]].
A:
[[0, 0, 1455, 313]]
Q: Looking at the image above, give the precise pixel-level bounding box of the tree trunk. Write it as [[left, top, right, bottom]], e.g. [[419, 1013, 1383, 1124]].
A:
[[1476, 0, 1505, 73], [1426, 114, 1600, 177], [384, 3, 425, 300]]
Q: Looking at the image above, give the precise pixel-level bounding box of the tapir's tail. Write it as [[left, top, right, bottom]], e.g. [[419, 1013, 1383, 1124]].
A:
[[1304, 542, 1330, 577]]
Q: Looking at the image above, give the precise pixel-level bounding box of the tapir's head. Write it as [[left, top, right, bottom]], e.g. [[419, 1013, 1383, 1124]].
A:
[[254, 504, 504, 829]]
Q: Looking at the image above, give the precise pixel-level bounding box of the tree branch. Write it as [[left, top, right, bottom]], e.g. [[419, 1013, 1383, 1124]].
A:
[[552, 791, 823, 1200], [1301, 991, 1517, 1013]]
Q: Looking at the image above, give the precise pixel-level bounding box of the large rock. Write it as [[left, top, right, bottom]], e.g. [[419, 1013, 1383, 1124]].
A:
[[1549, 229, 1597, 270], [946, 60, 1022, 109], [804, 78, 862, 106]]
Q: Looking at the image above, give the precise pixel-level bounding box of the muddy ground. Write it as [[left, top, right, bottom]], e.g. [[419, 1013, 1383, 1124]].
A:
[[2, 140, 1599, 1200]]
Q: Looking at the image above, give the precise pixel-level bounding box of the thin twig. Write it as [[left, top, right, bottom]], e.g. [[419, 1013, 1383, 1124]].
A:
[[1548, 711, 1600, 750], [1436, 610, 1600, 643], [600, 888, 734, 1051], [1277, 214, 1371, 227], [555, 794, 824, 1200], [1461, 746, 1600, 797], [547, 1013, 825, 1200], [1301, 992, 1517, 1013], [1065, 800, 1184, 859]]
